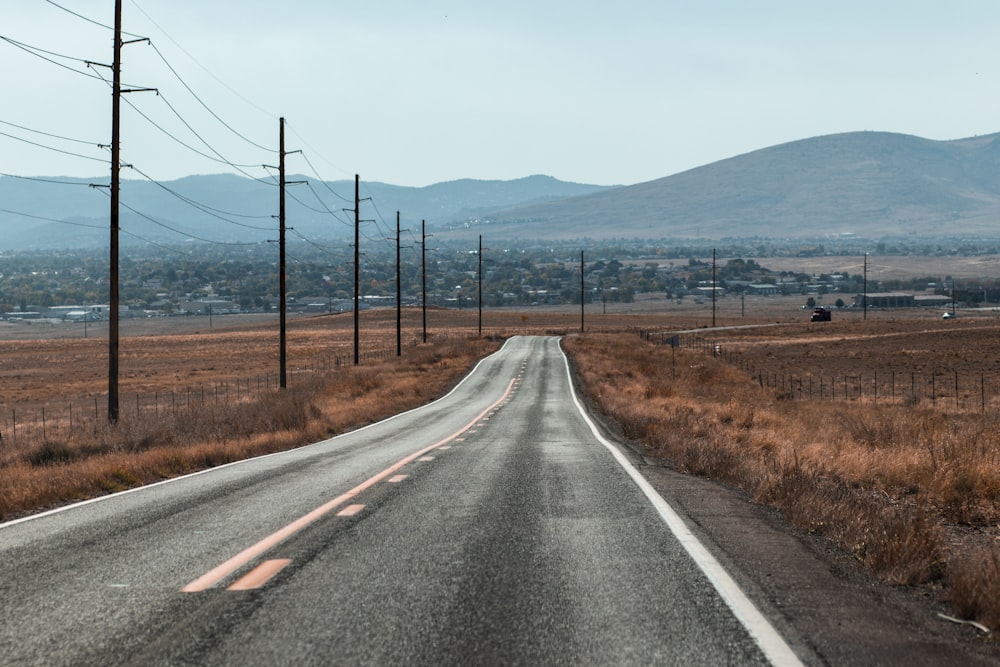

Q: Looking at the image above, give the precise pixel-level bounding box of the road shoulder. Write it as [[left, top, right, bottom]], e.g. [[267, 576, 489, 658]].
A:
[[638, 462, 999, 665]]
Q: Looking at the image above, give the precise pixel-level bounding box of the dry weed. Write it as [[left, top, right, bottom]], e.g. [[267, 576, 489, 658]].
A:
[[0, 336, 498, 521], [947, 547, 1000, 632], [563, 332, 1000, 629]]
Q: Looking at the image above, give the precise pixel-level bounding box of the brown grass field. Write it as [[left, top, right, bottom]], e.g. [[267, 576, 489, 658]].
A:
[[3, 297, 1000, 635]]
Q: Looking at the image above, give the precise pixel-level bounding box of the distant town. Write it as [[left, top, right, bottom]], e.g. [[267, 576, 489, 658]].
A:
[[0, 240, 988, 324]]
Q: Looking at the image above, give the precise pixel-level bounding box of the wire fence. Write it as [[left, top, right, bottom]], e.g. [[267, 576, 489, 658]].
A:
[[0, 344, 400, 453], [641, 330, 1000, 413]]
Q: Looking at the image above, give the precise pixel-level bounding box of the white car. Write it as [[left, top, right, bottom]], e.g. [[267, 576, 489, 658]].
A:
[[942, 312, 956, 319]]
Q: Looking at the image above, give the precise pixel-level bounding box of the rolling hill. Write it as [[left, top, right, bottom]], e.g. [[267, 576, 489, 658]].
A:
[[460, 131, 1000, 241], [0, 174, 611, 250], [4, 130, 1000, 249]]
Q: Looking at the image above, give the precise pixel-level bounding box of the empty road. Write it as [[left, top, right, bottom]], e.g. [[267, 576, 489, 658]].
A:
[[0, 336, 804, 665]]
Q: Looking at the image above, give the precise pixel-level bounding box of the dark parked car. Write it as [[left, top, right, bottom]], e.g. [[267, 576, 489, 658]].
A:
[[810, 307, 831, 322]]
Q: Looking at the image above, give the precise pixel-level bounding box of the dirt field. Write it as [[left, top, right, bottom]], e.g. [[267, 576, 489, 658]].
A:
[[2, 296, 998, 412], [0, 304, 687, 410]]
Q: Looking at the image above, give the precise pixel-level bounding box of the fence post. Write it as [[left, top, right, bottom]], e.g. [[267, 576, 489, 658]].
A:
[[955, 370, 959, 410]]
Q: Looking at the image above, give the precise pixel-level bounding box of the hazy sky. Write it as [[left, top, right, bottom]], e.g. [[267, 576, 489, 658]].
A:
[[3, 1, 1000, 187]]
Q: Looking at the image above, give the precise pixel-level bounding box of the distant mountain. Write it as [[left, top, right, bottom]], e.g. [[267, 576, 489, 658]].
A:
[[457, 131, 1000, 241], [0, 173, 611, 250], [7, 131, 1000, 249]]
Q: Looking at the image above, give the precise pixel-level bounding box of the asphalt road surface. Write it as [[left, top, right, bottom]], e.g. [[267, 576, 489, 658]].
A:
[[0, 336, 809, 665]]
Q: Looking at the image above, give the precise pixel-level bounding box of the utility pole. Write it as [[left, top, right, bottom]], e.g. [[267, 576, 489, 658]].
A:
[[580, 250, 585, 333], [266, 118, 301, 388], [354, 174, 360, 365], [278, 118, 287, 388], [478, 235, 483, 336], [863, 252, 868, 321], [421, 219, 427, 343], [106, 0, 153, 422], [396, 211, 402, 356], [108, 0, 123, 423], [712, 247, 717, 328]]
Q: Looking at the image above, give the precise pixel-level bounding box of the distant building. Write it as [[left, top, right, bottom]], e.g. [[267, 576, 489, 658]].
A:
[[853, 292, 915, 308], [745, 283, 779, 296], [180, 299, 238, 315]]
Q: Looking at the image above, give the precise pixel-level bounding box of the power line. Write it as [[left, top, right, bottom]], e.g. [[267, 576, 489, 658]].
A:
[[87, 64, 271, 181], [304, 182, 353, 228], [155, 90, 269, 169], [284, 120, 353, 181], [0, 35, 108, 82], [119, 227, 200, 257], [365, 196, 397, 248], [288, 228, 349, 258], [43, 0, 145, 39], [0, 172, 97, 186], [147, 41, 273, 152], [91, 65, 274, 182], [0, 206, 104, 229], [0, 128, 108, 163], [299, 153, 352, 203], [0, 119, 102, 147], [129, 0, 277, 120], [126, 164, 275, 229], [93, 187, 264, 246]]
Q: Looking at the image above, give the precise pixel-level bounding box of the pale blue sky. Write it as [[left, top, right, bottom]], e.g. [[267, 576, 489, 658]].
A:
[[3, 1, 1000, 187]]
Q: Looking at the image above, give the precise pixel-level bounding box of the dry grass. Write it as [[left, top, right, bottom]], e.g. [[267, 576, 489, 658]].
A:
[[0, 336, 498, 521], [563, 333, 1000, 631], [9, 301, 1000, 632]]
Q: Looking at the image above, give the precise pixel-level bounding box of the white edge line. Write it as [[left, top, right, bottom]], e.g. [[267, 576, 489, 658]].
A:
[[0, 337, 518, 530], [557, 338, 804, 667]]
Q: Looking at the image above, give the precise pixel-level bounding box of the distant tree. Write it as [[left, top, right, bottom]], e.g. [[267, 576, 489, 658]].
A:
[[835, 298, 845, 308], [806, 297, 816, 308]]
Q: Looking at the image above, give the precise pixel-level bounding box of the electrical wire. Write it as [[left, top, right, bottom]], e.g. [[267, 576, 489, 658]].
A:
[[129, 0, 276, 121], [119, 227, 200, 257], [364, 196, 397, 248], [0, 35, 107, 81], [88, 65, 274, 183], [0, 172, 97, 186], [304, 182, 353, 228], [0, 206, 104, 229], [288, 228, 350, 258], [0, 119, 102, 147], [285, 120, 353, 181], [43, 0, 145, 39], [156, 91, 264, 167], [0, 129, 108, 164], [92, 187, 264, 246], [147, 41, 273, 152], [299, 153, 352, 203], [126, 164, 275, 229]]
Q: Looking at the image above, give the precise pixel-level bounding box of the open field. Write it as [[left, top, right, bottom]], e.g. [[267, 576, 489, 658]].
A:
[[760, 254, 1000, 281], [563, 329, 1000, 635], [5, 300, 1000, 636], [1, 298, 995, 422]]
